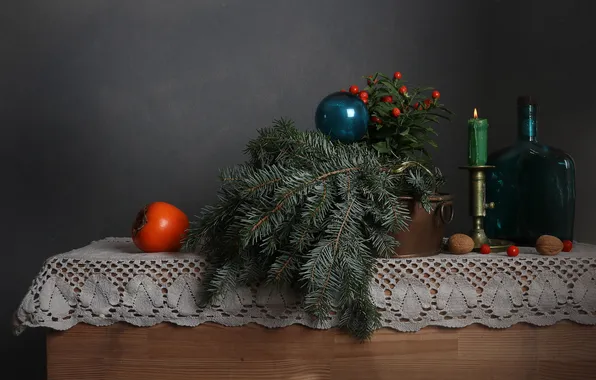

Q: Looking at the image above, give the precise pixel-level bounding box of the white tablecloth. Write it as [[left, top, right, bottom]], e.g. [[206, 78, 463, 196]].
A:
[[14, 237, 596, 334]]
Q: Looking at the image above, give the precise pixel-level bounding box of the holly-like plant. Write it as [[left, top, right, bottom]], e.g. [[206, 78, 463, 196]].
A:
[[347, 72, 453, 160]]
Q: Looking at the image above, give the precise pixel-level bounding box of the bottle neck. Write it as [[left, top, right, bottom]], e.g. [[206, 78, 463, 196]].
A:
[[517, 104, 538, 142]]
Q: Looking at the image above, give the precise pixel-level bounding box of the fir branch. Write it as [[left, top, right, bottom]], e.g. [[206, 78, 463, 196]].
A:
[[248, 167, 358, 235], [365, 225, 399, 258], [333, 199, 356, 252], [183, 118, 444, 341], [198, 254, 241, 306], [271, 250, 298, 282], [267, 181, 332, 283]]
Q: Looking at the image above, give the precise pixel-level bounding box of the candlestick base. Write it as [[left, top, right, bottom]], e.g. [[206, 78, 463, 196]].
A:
[[469, 228, 490, 248]]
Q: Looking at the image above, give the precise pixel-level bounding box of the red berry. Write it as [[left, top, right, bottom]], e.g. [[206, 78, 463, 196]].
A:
[[381, 96, 393, 103], [424, 98, 432, 109], [398, 85, 408, 95], [413, 102, 419, 109], [507, 245, 520, 257], [359, 91, 369, 100], [362, 98, 368, 104], [480, 244, 491, 254], [432, 90, 441, 99], [562, 240, 573, 252], [370, 116, 382, 124], [340, 89, 347, 92], [349, 85, 359, 95], [391, 108, 401, 117], [393, 72, 402, 80]]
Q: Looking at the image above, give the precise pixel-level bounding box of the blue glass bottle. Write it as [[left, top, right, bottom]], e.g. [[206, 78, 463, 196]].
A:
[[485, 96, 575, 246]]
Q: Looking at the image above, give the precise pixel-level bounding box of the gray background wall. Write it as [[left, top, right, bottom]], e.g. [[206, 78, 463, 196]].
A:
[[1, 0, 593, 378]]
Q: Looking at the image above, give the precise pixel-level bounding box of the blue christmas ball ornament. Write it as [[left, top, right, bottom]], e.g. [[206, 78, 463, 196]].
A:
[[315, 91, 369, 143]]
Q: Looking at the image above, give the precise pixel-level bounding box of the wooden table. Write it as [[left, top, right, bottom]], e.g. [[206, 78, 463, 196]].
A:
[[47, 322, 596, 380]]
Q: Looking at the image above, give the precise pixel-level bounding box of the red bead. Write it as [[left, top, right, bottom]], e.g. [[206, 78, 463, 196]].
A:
[[393, 72, 402, 80], [391, 108, 401, 117], [480, 244, 491, 254], [424, 98, 432, 108], [562, 240, 573, 252], [370, 116, 382, 124], [507, 245, 520, 257], [359, 91, 369, 100], [398, 85, 407, 95], [349, 85, 359, 95], [381, 96, 393, 103], [432, 90, 441, 99]]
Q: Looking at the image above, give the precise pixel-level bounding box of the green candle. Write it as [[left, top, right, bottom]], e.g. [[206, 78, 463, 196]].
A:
[[468, 108, 488, 166]]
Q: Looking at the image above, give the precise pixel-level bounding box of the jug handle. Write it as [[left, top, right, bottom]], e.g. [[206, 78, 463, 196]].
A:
[[438, 201, 454, 225]]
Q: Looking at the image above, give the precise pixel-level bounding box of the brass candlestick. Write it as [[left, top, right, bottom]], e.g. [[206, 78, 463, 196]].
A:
[[459, 165, 513, 252]]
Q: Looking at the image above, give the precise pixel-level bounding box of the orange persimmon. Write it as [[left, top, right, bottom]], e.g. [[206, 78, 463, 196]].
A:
[[132, 202, 189, 253]]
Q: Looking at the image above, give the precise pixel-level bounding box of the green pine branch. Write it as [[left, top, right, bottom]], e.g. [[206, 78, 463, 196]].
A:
[[182, 118, 444, 340]]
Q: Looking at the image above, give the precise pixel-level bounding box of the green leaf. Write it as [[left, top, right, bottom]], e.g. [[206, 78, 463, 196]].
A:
[[372, 141, 391, 153], [437, 105, 455, 115]]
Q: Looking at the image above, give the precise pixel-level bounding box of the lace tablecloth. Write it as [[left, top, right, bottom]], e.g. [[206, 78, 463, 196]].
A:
[[14, 237, 596, 335]]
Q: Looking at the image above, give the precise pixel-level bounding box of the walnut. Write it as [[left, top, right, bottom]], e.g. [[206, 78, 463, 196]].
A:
[[448, 234, 474, 255], [535, 235, 564, 256]]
